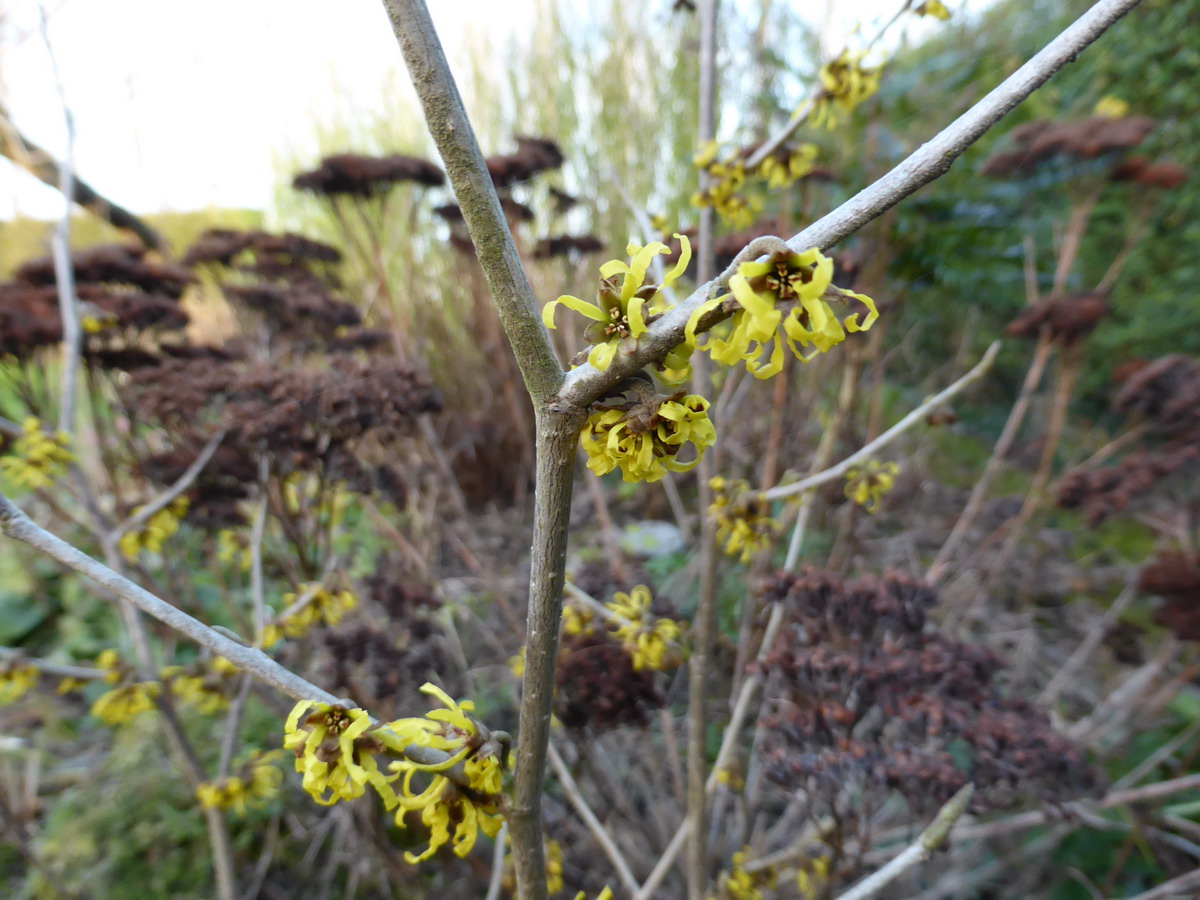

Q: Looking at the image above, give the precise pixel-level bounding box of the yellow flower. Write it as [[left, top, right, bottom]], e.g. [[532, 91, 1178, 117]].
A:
[[716, 850, 776, 900], [562, 602, 596, 636], [796, 855, 831, 898], [56, 676, 86, 694], [607, 586, 682, 671], [265, 582, 359, 643], [687, 247, 878, 378], [843, 460, 899, 512], [0, 417, 73, 491], [709, 477, 779, 564], [693, 145, 763, 228], [0, 661, 39, 705], [811, 51, 884, 130], [118, 496, 189, 561], [757, 143, 819, 189], [283, 701, 406, 807], [195, 751, 283, 815], [509, 646, 526, 678], [163, 657, 239, 714], [914, 0, 952, 20], [546, 840, 565, 895], [581, 391, 716, 484], [389, 683, 508, 862], [1095, 95, 1130, 119], [574, 889, 614, 900], [217, 529, 253, 571], [92, 681, 162, 725], [543, 235, 692, 373]]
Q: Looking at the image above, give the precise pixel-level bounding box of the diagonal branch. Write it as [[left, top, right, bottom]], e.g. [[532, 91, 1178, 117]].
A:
[[553, 0, 1143, 412], [379, 0, 564, 406]]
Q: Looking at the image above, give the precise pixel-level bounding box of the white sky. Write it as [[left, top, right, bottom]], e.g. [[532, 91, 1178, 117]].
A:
[[0, 0, 951, 221]]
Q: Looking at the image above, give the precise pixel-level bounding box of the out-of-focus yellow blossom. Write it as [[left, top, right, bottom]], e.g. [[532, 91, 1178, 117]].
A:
[[0, 417, 73, 490], [1095, 96, 1130, 119], [56, 676, 86, 694], [693, 142, 763, 229], [687, 247, 877, 378], [90, 649, 161, 725], [574, 889, 614, 900], [811, 51, 884, 130], [0, 661, 39, 705], [914, 0, 952, 20], [796, 855, 832, 898], [757, 142, 819, 189], [543, 235, 692, 372], [217, 529, 253, 571], [715, 763, 745, 792], [196, 750, 283, 815], [509, 646, 526, 678], [709, 477, 779, 564], [713, 850, 776, 900], [546, 840, 565, 895], [843, 460, 899, 512], [607, 586, 682, 671], [163, 656, 239, 714], [263, 582, 358, 645], [389, 684, 508, 862], [283, 473, 350, 527], [118, 496, 189, 560], [284, 701, 406, 807], [562, 602, 596, 636], [582, 392, 716, 484]]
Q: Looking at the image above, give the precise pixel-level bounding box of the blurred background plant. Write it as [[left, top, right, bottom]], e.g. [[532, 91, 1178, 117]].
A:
[[0, 0, 1199, 897]]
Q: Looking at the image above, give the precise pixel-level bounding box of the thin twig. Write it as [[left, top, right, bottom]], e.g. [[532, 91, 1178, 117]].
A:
[[554, 0, 1143, 412], [764, 341, 1001, 502], [830, 784, 974, 900], [548, 743, 642, 896], [0, 647, 108, 681], [485, 823, 508, 900]]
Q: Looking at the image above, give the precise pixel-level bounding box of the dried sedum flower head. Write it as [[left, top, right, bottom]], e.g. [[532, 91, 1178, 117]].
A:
[[687, 247, 877, 378], [195, 751, 283, 815], [709, 476, 779, 563], [607, 586, 682, 671], [582, 389, 716, 483], [812, 51, 884, 129], [843, 460, 900, 513], [0, 418, 74, 491], [543, 235, 692, 375]]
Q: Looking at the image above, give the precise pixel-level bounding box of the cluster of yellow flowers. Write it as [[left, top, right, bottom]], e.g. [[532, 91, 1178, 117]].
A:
[[195, 751, 283, 815], [0, 660, 39, 705], [914, 0, 952, 20], [843, 460, 899, 513], [574, 891, 613, 900], [709, 477, 779, 564], [687, 247, 878, 379], [217, 529, 254, 571], [163, 656, 239, 714], [0, 417, 73, 490], [796, 854, 832, 898], [544, 235, 693, 379], [607, 586, 682, 671], [284, 683, 506, 863], [582, 391, 716, 484], [263, 583, 358, 645], [711, 849, 776, 900], [1095, 95, 1131, 119], [811, 51, 884, 130], [118, 497, 189, 561], [692, 143, 762, 229], [91, 649, 161, 726], [757, 141, 820, 190]]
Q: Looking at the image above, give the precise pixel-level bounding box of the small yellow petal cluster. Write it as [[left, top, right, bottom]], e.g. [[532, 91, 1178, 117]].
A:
[[118, 497, 189, 561], [709, 477, 779, 564], [284, 702, 407, 806], [607, 586, 682, 671], [544, 235, 692, 375], [1095, 95, 1130, 119], [506, 837, 566, 898], [796, 855, 832, 898], [91, 650, 161, 726], [687, 247, 878, 379], [574, 890, 613, 900], [582, 391, 716, 484], [264, 582, 358, 645], [693, 142, 762, 229], [757, 142, 819, 190], [0, 660, 39, 705], [163, 656, 239, 714], [914, 0, 952, 20], [812, 51, 884, 130], [843, 460, 899, 513], [712, 850, 776, 900], [217, 529, 253, 571], [195, 751, 283, 815], [562, 602, 597, 637], [0, 417, 73, 490]]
